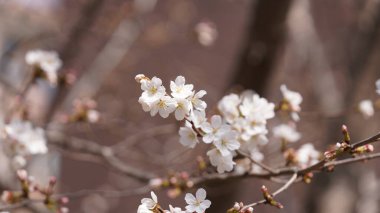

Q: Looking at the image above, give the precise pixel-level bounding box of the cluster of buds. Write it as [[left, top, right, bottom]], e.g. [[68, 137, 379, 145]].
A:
[[227, 202, 253, 213], [1, 170, 69, 213], [324, 125, 352, 161], [149, 172, 194, 198], [64, 98, 100, 123], [324, 125, 375, 161], [261, 185, 283, 209], [1, 170, 35, 204]]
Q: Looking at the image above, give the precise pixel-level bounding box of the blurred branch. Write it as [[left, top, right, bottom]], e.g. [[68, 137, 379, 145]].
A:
[[47, 130, 156, 182]]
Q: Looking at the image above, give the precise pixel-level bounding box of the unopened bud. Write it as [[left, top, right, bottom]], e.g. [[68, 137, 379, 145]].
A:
[[342, 125, 350, 144], [247, 207, 254, 213], [60, 197, 69, 204], [149, 178, 163, 188], [353, 144, 374, 155], [233, 202, 240, 210], [135, 74, 146, 83], [17, 170, 28, 180], [49, 176, 57, 186], [1, 191, 12, 203]]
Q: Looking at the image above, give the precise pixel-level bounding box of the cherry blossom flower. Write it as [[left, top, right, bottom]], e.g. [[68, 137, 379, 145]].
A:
[[5, 120, 47, 155], [358, 99, 374, 119], [170, 76, 194, 99], [213, 131, 240, 156], [280, 85, 302, 111], [201, 115, 230, 144], [195, 21, 218, 47], [239, 94, 275, 123], [189, 110, 207, 129], [167, 205, 186, 213], [376, 79, 380, 95], [138, 191, 158, 213], [273, 124, 301, 143], [174, 98, 191, 121], [189, 90, 207, 111], [11, 155, 26, 169], [296, 143, 320, 167], [149, 96, 177, 118], [217, 93, 240, 123], [207, 148, 235, 173], [25, 49, 62, 85], [140, 76, 166, 102], [179, 122, 199, 148], [280, 85, 303, 121], [185, 188, 211, 213]]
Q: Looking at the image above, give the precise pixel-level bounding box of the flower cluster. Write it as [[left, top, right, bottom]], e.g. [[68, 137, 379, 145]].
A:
[[136, 75, 206, 120], [25, 49, 62, 85], [1, 119, 48, 169], [137, 188, 211, 213], [136, 75, 307, 174]]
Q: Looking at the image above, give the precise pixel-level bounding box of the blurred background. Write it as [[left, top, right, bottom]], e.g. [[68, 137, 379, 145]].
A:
[[0, 0, 379, 212]]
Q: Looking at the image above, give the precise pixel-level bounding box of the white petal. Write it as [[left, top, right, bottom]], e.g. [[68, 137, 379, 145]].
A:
[[185, 193, 197, 204], [196, 188, 207, 201]]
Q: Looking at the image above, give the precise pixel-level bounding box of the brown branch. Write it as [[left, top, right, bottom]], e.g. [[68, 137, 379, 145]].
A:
[[0, 186, 151, 211], [47, 130, 156, 182], [351, 131, 380, 149], [237, 150, 278, 175], [243, 173, 298, 209]]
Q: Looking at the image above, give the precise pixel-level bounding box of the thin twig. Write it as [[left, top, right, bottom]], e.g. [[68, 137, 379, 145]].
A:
[[243, 173, 298, 209]]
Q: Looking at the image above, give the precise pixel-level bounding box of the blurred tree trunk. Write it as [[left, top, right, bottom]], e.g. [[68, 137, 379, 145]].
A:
[[208, 1, 293, 212], [231, 0, 293, 95]]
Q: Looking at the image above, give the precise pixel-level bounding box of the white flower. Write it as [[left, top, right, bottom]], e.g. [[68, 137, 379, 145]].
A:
[[174, 98, 191, 120], [150, 96, 177, 118], [217, 93, 240, 123], [167, 205, 185, 213], [239, 94, 275, 123], [201, 115, 230, 144], [273, 124, 301, 143], [137, 204, 152, 213], [296, 143, 320, 167], [358, 99, 374, 119], [189, 90, 207, 111], [240, 134, 268, 154], [189, 110, 207, 129], [207, 148, 235, 173], [179, 122, 199, 148], [11, 155, 26, 169], [5, 120, 47, 155], [185, 188, 211, 213], [280, 84, 302, 112], [25, 49, 62, 85], [195, 21, 218, 46], [138, 191, 158, 213], [140, 76, 166, 102], [87, 110, 100, 123], [213, 131, 240, 156], [376, 79, 380, 95], [170, 76, 194, 99]]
